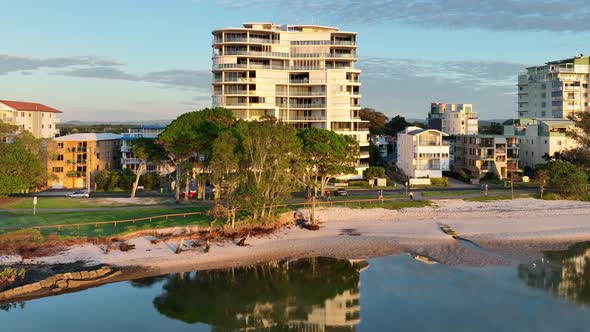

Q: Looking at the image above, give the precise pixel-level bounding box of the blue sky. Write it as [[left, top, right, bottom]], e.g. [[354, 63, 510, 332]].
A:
[[1, 0, 589, 121]]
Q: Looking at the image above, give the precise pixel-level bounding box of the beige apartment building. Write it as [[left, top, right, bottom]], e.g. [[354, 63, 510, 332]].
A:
[[455, 135, 519, 180], [518, 55, 590, 119], [503, 118, 578, 168], [428, 102, 478, 135], [211, 23, 370, 175], [0, 99, 61, 141], [48, 133, 121, 189]]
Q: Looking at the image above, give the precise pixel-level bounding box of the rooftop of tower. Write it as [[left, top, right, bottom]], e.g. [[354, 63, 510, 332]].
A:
[[213, 23, 356, 34]]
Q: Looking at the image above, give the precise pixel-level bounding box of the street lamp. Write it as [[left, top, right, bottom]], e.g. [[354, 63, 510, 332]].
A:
[[405, 181, 408, 196]]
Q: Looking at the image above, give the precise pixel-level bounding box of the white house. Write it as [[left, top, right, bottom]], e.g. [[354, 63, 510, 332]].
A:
[[397, 126, 450, 179]]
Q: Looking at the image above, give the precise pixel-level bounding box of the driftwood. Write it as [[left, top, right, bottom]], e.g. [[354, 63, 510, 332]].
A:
[[119, 242, 136, 252]]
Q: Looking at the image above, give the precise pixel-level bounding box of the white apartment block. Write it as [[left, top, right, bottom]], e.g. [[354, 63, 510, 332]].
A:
[[504, 118, 578, 168], [120, 126, 166, 174], [518, 55, 590, 119], [211, 23, 370, 174], [428, 102, 478, 135], [0, 99, 61, 140], [397, 126, 450, 179]]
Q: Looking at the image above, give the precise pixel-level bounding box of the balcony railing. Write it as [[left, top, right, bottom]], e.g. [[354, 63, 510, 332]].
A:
[[282, 116, 327, 121], [66, 171, 84, 178], [288, 104, 327, 109], [214, 37, 283, 44]]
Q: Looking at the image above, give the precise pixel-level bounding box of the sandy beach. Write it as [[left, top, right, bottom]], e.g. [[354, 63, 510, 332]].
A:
[[3, 198, 590, 274]]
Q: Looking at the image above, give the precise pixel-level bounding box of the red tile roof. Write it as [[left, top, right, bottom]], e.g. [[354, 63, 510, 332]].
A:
[[0, 100, 63, 113]]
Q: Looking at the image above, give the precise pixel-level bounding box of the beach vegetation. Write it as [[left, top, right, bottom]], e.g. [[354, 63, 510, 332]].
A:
[[0, 132, 48, 197], [541, 160, 588, 199]]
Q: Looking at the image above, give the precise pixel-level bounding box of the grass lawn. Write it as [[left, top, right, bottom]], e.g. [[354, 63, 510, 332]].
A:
[[0, 206, 210, 237], [422, 190, 477, 197], [330, 193, 406, 201], [328, 200, 432, 210], [463, 194, 532, 202], [0, 196, 186, 209]]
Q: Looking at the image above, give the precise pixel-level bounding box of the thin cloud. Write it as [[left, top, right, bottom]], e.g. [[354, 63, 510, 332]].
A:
[[0, 54, 121, 75], [220, 0, 590, 32], [56, 67, 211, 90]]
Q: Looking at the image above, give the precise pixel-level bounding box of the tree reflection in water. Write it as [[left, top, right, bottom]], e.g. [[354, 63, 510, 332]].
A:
[[519, 241, 590, 306], [139, 257, 366, 331]]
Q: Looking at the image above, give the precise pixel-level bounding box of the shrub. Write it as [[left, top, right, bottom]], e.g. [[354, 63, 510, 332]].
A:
[[348, 180, 369, 187], [430, 177, 448, 187], [364, 166, 385, 179], [543, 160, 588, 199]]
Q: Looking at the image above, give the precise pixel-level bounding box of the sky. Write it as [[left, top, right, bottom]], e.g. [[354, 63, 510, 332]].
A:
[[1, 0, 590, 122]]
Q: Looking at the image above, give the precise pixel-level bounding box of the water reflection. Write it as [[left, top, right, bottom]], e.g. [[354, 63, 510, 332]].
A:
[[135, 257, 367, 331], [519, 241, 590, 306]]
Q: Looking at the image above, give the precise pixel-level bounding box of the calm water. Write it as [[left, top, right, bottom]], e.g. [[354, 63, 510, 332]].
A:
[[2, 243, 590, 332]]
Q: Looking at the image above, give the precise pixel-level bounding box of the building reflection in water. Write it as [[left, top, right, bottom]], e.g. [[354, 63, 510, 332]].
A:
[[140, 257, 367, 331], [518, 241, 590, 307]]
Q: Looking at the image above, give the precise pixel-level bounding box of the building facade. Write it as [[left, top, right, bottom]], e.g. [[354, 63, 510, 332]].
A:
[[120, 126, 166, 173], [428, 102, 478, 135], [48, 133, 121, 189], [454, 135, 519, 180], [503, 118, 578, 168], [518, 55, 590, 119], [211, 23, 370, 174], [0, 99, 61, 140], [397, 126, 450, 179]]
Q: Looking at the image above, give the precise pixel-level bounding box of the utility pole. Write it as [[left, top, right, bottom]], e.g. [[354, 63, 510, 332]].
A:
[[510, 171, 514, 200]]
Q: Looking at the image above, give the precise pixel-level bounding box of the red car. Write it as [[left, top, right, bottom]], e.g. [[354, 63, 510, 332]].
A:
[[180, 190, 196, 198]]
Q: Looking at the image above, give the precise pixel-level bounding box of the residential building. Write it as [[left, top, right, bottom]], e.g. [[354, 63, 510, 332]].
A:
[[212, 22, 370, 175], [397, 126, 450, 179], [428, 102, 478, 135], [370, 135, 391, 158], [517, 55, 590, 119], [0, 99, 61, 140], [48, 133, 121, 189], [120, 126, 166, 173], [454, 135, 519, 180], [503, 118, 578, 168]]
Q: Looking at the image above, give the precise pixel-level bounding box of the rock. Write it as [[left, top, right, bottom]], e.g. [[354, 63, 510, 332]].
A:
[[80, 271, 90, 279], [71, 272, 82, 279], [40, 279, 56, 288], [63, 272, 73, 280], [88, 270, 98, 279], [56, 280, 68, 289]]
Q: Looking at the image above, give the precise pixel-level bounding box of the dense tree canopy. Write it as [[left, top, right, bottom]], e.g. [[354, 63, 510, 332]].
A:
[[0, 135, 46, 196], [541, 160, 588, 199], [359, 108, 388, 135]]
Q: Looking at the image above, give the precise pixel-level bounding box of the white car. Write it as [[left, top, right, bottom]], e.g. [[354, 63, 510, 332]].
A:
[[66, 190, 90, 198]]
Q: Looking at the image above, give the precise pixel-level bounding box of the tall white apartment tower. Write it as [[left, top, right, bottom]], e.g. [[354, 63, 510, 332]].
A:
[[518, 55, 590, 119], [212, 23, 370, 174]]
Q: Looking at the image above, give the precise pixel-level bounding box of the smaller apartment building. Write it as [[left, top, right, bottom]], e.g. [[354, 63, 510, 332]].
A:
[[503, 118, 578, 168], [455, 135, 519, 180], [0, 99, 61, 140], [428, 103, 478, 135], [397, 126, 450, 179], [120, 126, 166, 174], [48, 133, 121, 189]]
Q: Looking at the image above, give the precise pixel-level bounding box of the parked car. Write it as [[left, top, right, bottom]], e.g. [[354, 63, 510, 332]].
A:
[[181, 190, 197, 198], [66, 190, 90, 198], [333, 188, 348, 196]]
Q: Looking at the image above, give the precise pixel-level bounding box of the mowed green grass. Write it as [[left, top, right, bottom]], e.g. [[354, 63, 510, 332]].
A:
[[463, 194, 533, 202], [0, 206, 210, 237], [325, 199, 432, 210], [0, 197, 133, 209]]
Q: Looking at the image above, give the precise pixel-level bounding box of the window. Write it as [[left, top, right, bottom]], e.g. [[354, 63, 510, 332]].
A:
[[28, 113, 31, 117], [57, 143, 64, 148], [96, 153, 100, 159], [557, 140, 562, 146], [52, 167, 63, 173], [57, 154, 64, 161], [21, 112, 25, 117], [41, 125, 44, 129], [544, 140, 548, 144]]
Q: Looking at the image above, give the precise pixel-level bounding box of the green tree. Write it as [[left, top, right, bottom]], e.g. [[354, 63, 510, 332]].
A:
[[364, 166, 385, 179], [129, 138, 166, 198], [237, 118, 301, 220], [385, 115, 414, 136], [118, 168, 136, 191], [0, 135, 45, 196], [359, 108, 388, 134], [94, 169, 120, 191], [298, 128, 359, 200], [480, 122, 504, 135], [368, 142, 383, 166], [158, 108, 234, 201], [543, 160, 588, 199], [210, 129, 241, 227]]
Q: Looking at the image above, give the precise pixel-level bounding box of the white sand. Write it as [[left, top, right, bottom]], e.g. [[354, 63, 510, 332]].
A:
[[5, 198, 590, 271]]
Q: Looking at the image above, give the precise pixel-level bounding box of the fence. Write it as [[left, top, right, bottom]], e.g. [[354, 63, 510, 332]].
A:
[[11, 197, 410, 234]]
